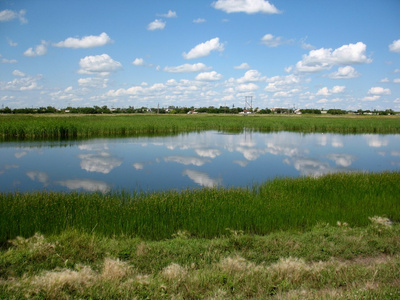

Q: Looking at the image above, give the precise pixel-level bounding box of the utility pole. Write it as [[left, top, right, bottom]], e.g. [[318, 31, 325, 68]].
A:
[[245, 96, 253, 111]]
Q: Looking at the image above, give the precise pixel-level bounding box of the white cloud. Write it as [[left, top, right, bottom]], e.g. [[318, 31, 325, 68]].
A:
[[195, 71, 223, 81], [183, 37, 224, 59], [158, 10, 177, 18], [0, 74, 42, 91], [7, 38, 17, 47], [0, 9, 27, 24], [299, 37, 314, 50], [12, 70, 25, 77], [261, 34, 284, 47], [379, 78, 389, 83], [264, 74, 301, 92], [237, 69, 265, 83], [24, 40, 48, 57], [212, 0, 280, 14], [78, 54, 122, 75], [163, 63, 211, 73], [53, 32, 112, 48], [1, 58, 17, 64], [132, 58, 145, 66], [363, 95, 380, 102], [295, 42, 372, 73], [78, 77, 108, 88], [236, 83, 259, 92], [389, 39, 400, 53], [193, 18, 206, 23], [147, 19, 166, 30], [316, 87, 330, 96], [328, 66, 360, 79], [368, 87, 391, 95], [317, 86, 345, 96], [394, 78, 400, 83], [331, 85, 346, 93], [234, 62, 250, 69]]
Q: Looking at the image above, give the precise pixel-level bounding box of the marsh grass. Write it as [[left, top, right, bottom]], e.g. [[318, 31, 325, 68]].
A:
[[1, 114, 400, 139], [1, 222, 400, 299], [1, 172, 399, 243]]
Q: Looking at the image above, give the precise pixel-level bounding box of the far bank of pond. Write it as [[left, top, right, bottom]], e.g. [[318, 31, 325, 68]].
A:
[[1, 114, 400, 139]]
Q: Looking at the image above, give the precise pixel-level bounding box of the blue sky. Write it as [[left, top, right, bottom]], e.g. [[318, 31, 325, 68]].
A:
[[1, 0, 400, 110]]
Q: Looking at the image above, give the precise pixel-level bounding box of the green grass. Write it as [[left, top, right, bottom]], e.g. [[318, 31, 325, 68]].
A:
[[1, 221, 399, 299], [1, 114, 400, 139], [1, 172, 399, 243]]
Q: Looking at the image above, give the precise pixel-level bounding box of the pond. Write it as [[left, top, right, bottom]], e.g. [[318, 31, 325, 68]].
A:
[[1, 131, 399, 193]]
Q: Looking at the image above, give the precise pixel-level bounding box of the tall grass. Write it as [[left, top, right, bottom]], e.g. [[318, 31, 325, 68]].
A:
[[1, 114, 400, 139], [1, 172, 399, 243]]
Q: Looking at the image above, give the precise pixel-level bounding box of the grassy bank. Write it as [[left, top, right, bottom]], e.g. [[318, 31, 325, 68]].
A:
[[1, 221, 399, 299], [1, 172, 399, 243], [1, 114, 400, 139]]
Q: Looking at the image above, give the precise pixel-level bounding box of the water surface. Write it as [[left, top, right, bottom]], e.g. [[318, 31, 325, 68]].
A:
[[1, 131, 399, 193]]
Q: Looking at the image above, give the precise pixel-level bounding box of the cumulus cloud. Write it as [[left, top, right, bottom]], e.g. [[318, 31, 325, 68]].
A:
[[368, 87, 391, 95], [264, 74, 301, 92], [295, 42, 372, 73], [0, 9, 27, 24], [0, 74, 42, 91], [237, 69, 265, 83], [234, 62, 250, 69], [183, 37, 224, 59], [261, 34, 284, 47], [317, 86, 345, 96], [12, 70, 25, 77], [212, 0, 280, 14], [132, 58, 145, 66], [389, 39, 400, 53], [236, 83, 259, 92], [53, 32, 112, 48], [78, 54, 122, 75], [195, 71, 223, 81], [158, 10, 177, 18], [328, 66, 360, 79], [147, 19, 166, 30], [78, 77, 108, 88], [163, 63, 211, 73], [24, 40, 48, 57]]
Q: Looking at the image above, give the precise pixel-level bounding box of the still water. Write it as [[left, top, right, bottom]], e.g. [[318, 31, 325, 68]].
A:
[[1, 131, 399, 193]]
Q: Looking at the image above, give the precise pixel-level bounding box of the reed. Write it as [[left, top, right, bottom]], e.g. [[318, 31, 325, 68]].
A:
[[1, 172, 399, 243], [1, 114, 400, 139]]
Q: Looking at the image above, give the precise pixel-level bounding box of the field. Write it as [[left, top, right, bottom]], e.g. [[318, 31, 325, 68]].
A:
[[1, 114, 400, 298], [1, 222, 399, 299], [1, 114, 400, 139]]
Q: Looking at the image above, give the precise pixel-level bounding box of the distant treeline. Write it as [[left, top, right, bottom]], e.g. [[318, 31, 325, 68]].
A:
[[0, 105, 397, 115]]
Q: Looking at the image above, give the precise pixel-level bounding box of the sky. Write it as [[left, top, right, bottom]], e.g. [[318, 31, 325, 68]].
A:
[[1, 0, 400, 111]]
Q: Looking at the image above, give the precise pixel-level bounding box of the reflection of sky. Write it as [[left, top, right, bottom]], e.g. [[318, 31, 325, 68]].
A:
[[0, 131, 399, 192]]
